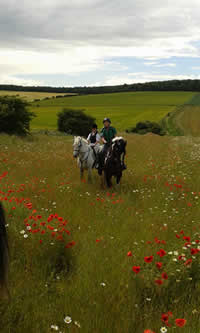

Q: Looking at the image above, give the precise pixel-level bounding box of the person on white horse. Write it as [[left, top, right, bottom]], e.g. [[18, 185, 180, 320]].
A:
[[73, 132, 101, 183], [87, 124, 101, 165]]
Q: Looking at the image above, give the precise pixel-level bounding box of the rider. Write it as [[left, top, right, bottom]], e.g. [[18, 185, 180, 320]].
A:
[[96, 118, 117, 173], [87, 124, 101, 162], [87, 124, 101, 147]]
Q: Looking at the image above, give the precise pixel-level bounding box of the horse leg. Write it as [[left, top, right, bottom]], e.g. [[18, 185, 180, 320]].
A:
[[80, 167, 84, 180], [88, 168, 92, 183], [105, 171, 112, 188]]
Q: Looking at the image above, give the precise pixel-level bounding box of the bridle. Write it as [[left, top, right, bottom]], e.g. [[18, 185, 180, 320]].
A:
[[73, 138, 90, 163]]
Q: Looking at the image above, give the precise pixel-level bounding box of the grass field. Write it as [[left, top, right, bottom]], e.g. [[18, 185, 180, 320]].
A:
[[0, 91, 76, 101], [29, 91, 195, 131], [1, 132, 200, 332]]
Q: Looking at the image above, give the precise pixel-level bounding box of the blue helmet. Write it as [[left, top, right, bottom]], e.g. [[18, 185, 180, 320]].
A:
[[103, 117, 111, 124]]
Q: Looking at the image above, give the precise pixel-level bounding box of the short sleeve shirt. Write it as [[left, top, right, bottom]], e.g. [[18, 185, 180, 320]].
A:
[[100, 126, 117, 143]]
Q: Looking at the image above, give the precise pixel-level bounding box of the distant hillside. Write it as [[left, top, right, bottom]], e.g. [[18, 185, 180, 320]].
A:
[[0, 79, 200, 95]]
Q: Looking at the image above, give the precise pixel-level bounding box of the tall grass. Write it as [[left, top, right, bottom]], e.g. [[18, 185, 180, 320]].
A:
[[0, 133, 200, 332]]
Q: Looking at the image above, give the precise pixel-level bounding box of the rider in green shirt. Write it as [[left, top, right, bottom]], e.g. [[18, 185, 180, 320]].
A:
[[96, 118, 117, 174]]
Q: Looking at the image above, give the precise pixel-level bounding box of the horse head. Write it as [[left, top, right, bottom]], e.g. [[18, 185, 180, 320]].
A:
[[73, 136, 82, 158], [112, 137, 127, 156]]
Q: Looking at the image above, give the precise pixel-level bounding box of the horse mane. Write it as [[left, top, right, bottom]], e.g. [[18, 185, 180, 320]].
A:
[[74, 136, 88, 145], [112, 136, 124, 143]]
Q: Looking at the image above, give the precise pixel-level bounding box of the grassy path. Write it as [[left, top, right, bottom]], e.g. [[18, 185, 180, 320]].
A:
[[162, 93, 200, 136]]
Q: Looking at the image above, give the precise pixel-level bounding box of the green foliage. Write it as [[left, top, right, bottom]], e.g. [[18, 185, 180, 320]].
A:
[[0, 96, 35, 136], [57, 108, 95, 136], [126, 120, 166, 136]]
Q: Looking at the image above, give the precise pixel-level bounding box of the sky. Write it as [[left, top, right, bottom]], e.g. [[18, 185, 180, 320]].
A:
[[1, 0, 200, 87]]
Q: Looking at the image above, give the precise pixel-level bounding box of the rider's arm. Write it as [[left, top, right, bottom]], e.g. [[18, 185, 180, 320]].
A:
[[87, 133, 91, 143], [95, 133, 101, 144], [100, 129, 107, 143]]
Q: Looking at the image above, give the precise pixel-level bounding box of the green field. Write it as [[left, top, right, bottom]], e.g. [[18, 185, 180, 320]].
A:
[[1, 133, 200, 332], [0, 90, 76, 101], [30, 91, 195, 131]]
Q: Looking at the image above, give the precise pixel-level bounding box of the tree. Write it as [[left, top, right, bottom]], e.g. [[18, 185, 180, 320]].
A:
[[57, 108, 96, 136], [0, 96, 36, 135]]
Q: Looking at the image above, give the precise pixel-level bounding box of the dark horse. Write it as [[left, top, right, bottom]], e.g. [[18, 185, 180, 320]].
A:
[[0, 203, 9, 299], [104, 137, 127, 187]]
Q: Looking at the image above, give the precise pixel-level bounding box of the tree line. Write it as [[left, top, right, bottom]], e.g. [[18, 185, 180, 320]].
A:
[[1, 79, 200, 95]]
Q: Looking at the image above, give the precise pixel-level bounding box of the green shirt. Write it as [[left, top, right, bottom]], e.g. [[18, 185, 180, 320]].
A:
[[100, 126, 117, 143]]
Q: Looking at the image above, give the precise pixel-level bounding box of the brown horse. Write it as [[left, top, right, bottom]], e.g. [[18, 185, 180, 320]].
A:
[[0, 203, 9, 299]]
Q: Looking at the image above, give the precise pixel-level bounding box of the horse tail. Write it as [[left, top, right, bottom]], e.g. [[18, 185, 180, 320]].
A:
[[0, 203, 9, 291]]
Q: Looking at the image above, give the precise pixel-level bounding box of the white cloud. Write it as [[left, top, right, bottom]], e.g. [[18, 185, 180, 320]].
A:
[[0, 0, 200, 84]]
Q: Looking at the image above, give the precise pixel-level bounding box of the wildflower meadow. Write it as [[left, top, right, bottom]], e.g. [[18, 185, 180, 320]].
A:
[[0, 132, 200, 332]]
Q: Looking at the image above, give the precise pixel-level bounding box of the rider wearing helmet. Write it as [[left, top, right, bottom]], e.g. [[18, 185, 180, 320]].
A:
[[87, 124, 101, 147], [96, 118, 117, 173]]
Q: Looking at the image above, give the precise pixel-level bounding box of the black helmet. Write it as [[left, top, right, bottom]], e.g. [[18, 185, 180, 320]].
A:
[[103, 117, 111, 124], [92, 124, 98, 129]]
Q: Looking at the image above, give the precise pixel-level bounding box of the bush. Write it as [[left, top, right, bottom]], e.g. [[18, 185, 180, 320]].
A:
[[57, 108, 96, 136], [0, 96, 36, 136], [126, 120, 166, 136]]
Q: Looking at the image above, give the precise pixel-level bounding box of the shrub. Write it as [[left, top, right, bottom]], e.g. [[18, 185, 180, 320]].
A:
[[57, 108, 96, 136], [126, 120, 166, 136], [0, 96, 36, 136]]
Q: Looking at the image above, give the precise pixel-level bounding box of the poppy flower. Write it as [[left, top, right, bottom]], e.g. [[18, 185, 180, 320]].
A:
[[155, 279, 163, 285], [144, 256, 153, 263], [162, 272, 168, 280], [191, 248, 199, 255], [156, 262, 163, 269], [157, 249, 166, 257], [127, 251, 132, 257], [143, 330, 155, 333], [132, 266, 140, 274], [184, 259, 192, 266], [175, 318, 187, 327], [183, 236, 191, 242]]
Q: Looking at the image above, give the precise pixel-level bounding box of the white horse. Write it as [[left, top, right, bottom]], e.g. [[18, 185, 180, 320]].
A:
[[73, 136, 101, 183]]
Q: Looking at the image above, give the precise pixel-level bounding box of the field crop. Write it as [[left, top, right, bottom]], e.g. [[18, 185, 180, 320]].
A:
[[29, 91, 195, 131], [0, 91, 76, 101], [0, 132, 200, 332]]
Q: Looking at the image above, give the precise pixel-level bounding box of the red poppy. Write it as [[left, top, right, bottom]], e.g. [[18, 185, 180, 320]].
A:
[[156, 262, 162, 269], [191, 248, 199, 255], [132, 266, 140, 274], [157, 249, 166, 257], [176, 234, 180, 239], [144, 256, 153, 263], [175, 318, 187, 327], [127, 251, 132, 257], [162, 272, 168, 280], [183, 236, 191, 242], [184, 258, 192, 266], [65, 241, 76, 248], [143, 330, 155, 333], [155, 279, 163, 285]]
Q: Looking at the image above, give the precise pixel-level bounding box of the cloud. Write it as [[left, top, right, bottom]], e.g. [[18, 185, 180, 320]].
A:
[[1, 0, 200, 84]]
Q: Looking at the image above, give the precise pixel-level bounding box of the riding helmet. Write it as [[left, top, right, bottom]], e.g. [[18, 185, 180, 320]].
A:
[[103, 117, 111, 124]]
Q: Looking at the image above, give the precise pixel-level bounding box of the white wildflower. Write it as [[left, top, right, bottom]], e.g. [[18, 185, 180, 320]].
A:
[[64, 316, 72, 324]]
